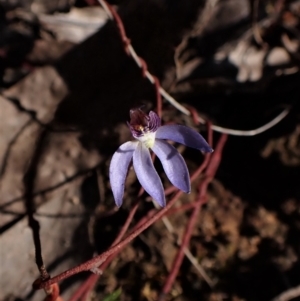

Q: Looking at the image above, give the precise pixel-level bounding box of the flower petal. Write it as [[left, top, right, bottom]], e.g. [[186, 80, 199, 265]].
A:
[[133, 143, 166, 207], [156, 125, 213, 152], [152, 139, 190, 193], [109, 141, 138, 207], [148, 111, 161, 131], [129, 110, 161, 138]]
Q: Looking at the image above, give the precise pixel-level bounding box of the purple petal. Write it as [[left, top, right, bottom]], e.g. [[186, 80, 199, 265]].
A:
[[148, 111, 161, 131], [133, 143, 166, 207], [152, 139, 190, 193], [109, 141, 137, 207], [129, 109, 161, 138], [156, 125, 213, 153]]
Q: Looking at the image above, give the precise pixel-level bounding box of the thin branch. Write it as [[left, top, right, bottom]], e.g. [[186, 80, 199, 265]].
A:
[[152, 112, 215, 288], [274, 0, 286, 15], [153, 200, 214, 288], [252, 0, 266, 46], [43, 283, 62, 301], [0, 119, 32, 179], [32, 1, 288, 294], [34, 144, 216, 290], [183, 247, 215, 287], [35, 139, 215, 291], [272, 285, 300, 301], [68, 277, 95, 301], [67, 202, 140, 301], [211, 107, 290, 136], [153, 76, 163, 118], [34, 197, 180, 288], [165, 203, 196, 216], [97, 0, 289, 136], [159, 133, 227, 300]]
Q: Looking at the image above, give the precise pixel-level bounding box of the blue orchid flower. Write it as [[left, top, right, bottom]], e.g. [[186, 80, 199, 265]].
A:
[[109, 109, 213, 207]]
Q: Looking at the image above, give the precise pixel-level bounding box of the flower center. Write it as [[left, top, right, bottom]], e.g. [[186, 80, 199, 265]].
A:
[[137, 131, 156, 148], [128, 109, 161, 148]]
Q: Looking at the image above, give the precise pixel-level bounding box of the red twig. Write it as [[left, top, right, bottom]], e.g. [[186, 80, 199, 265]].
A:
[[79, 275, 98, 301], [68, 277, 93, 301], [104, 1, 131, 53], [159, 133, 227, 300], [138, 57, 148, 78], [84, 0, 98, 5], [68, 201, 166, 301], [165, 202, 196, 216], [44, 283, 62, 301], [153, 76, 162, 118], [100, 0, 162, 115], [35, 155, 210, 290], [32, 200, 170, 288], [34, 142, 215, 291], [115, 201, 140, 245], [186, 106, 201, 126], [274, 0, 286, 15], [68, 202, 140, 301], [71, 127, 216, 301]]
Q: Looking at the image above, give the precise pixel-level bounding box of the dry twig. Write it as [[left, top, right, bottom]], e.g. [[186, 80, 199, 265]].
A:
[[159, 129, 227, 300], [97, 0, 289, 136], [272, 285, 300, 301]]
